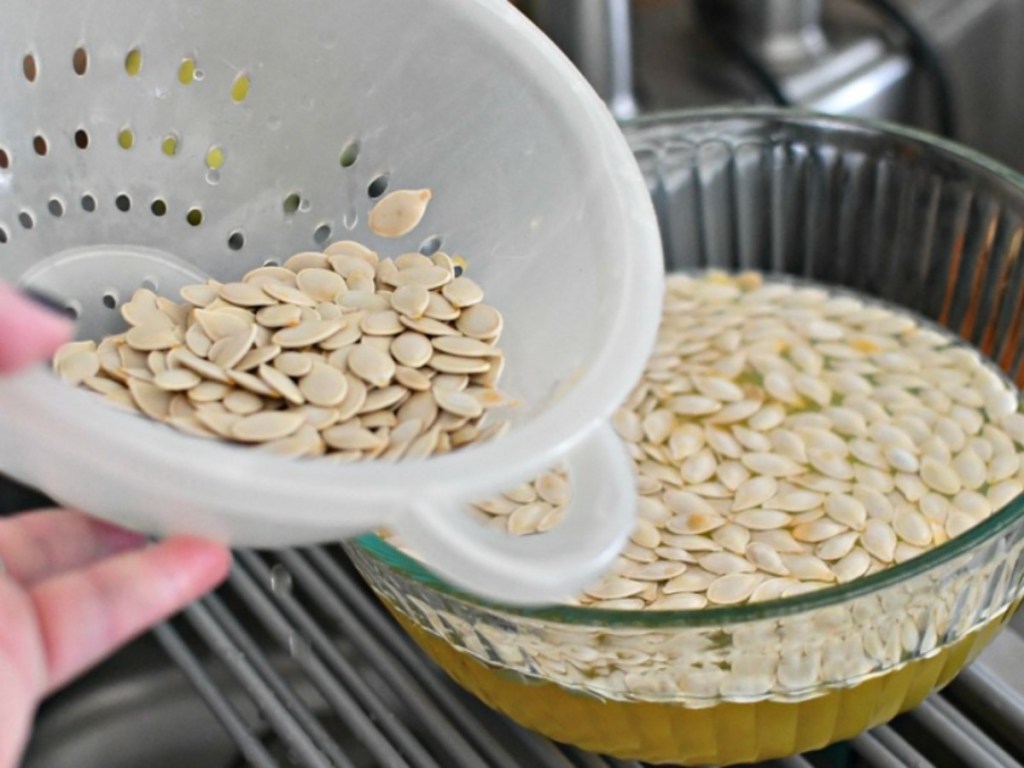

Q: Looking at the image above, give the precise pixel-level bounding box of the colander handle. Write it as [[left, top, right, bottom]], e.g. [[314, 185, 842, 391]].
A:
[[391, 421, 635, 605]]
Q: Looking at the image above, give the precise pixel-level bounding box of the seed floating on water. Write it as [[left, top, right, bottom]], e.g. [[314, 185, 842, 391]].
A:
[[454, 271, 1024, 610]]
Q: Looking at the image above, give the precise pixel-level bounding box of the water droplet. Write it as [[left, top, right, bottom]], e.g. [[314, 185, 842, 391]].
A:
[[269, 563, 292, 593], [343, 207, 358, 230], [287, 633, 311, 661]]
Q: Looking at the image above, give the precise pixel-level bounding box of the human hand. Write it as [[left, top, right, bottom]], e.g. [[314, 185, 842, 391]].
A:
[[0, 284, 232, 768]]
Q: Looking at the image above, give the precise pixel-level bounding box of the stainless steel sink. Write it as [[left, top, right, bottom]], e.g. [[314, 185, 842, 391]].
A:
[[522, 0, 1024, 171]]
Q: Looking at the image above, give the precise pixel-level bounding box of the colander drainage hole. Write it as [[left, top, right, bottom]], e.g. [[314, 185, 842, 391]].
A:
[[231, 73, 250, 103], [313, 224, 331, 245], [151, 199, 167, 217], [18, 212, 33, 230], [22, 54, 36, 82], [419, 235, 443, 255], [339, 141, 360, 168], [48, 198, 64, 217], [0, 149, 9, 169], [178, 59, 197, 85], [33, 135, 48, 156], [162, 134, 179, 156], [142, 277, 158, 292], [283, 193, 301, 214], [0, 227, 7, 244], [115, 194, 131, 212], [81, 194, 96, 212], [72, 47, 88, 76], [263, 259, 280, 267], [186, 207, 203, 226], [124, 48, 143, 77], [74, 129, 89, 149], [367, 174, 389, 198], [228, 231, 245, 250], [102, 291, 118, 310]]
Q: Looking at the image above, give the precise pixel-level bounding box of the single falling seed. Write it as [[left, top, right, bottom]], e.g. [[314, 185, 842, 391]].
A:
[[368, 189, 432, 238]]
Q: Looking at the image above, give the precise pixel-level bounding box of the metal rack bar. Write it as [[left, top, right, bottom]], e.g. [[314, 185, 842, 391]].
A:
[[302, 548, 531, 768], [868, 724, 936, 767], [911, 696, 1020, 768], [953, 661, 1024, 750], [565, 749, 618, 768], [852, 731, 913, 768], [236, 553, 441, 768], [203, 594, 357, 768], [450, 691, 578, 768], [183, 599, 336, 768], [778, 757, 816, 768], [228, 556, 416, 768], [274, 549, 504, 768], [152, 622, 279, 768], [152, 546, 1024, 768], [595, 757, 645, 768]]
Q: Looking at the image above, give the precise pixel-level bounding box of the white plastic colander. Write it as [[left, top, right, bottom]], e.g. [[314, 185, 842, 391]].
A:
[[0, 0, 664, 603]]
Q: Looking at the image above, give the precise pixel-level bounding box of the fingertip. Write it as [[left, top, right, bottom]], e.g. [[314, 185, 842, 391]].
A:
[[0, 282, 75, 372], [90, 520, 149, 552], [31, 535, 231, 693], [162, 536, 233, 586]]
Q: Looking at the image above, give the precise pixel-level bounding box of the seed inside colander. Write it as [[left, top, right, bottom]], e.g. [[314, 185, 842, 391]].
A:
[[53, 193, 515, 462]]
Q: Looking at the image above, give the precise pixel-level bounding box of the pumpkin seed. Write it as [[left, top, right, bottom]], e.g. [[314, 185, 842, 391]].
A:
[[55, 347, 100, 385], [221, 389, 263, 416], [706, 573, 762, 604], [272, 319, 345, 349], [220, 282, 275, 307], [349, 343, 396, 388], [368, 189, 432, 238], [284, 251, 330, 272], [210, 326, 258, 370], [455, 304, 503, 339], [391, 285, 431, 318], [154, 368, 202, 392], [258, 364, 305, 405], [293, 361, 348, 407], [442, 276, 484, 308]]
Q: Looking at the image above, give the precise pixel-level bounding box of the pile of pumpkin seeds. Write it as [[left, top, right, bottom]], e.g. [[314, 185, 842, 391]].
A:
[[51, 189, 515, 461], [470, 272, 1024, 610]]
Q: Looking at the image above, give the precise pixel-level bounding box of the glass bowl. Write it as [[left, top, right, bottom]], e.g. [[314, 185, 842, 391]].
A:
[[345, 109, 1024, 765]]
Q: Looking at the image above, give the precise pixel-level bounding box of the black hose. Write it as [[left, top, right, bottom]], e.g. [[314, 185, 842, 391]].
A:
[[695, 0, 793, 108]]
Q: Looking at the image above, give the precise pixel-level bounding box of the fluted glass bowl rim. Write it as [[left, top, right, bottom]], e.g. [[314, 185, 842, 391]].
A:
[[353, 106, 1024, 629]]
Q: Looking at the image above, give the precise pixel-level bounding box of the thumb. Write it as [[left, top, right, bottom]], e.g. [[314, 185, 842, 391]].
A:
[[0, 282, 74, 374]]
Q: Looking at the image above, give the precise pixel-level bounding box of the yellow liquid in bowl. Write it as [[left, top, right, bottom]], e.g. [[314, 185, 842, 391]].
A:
[[389, 602, 1018, 765]]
